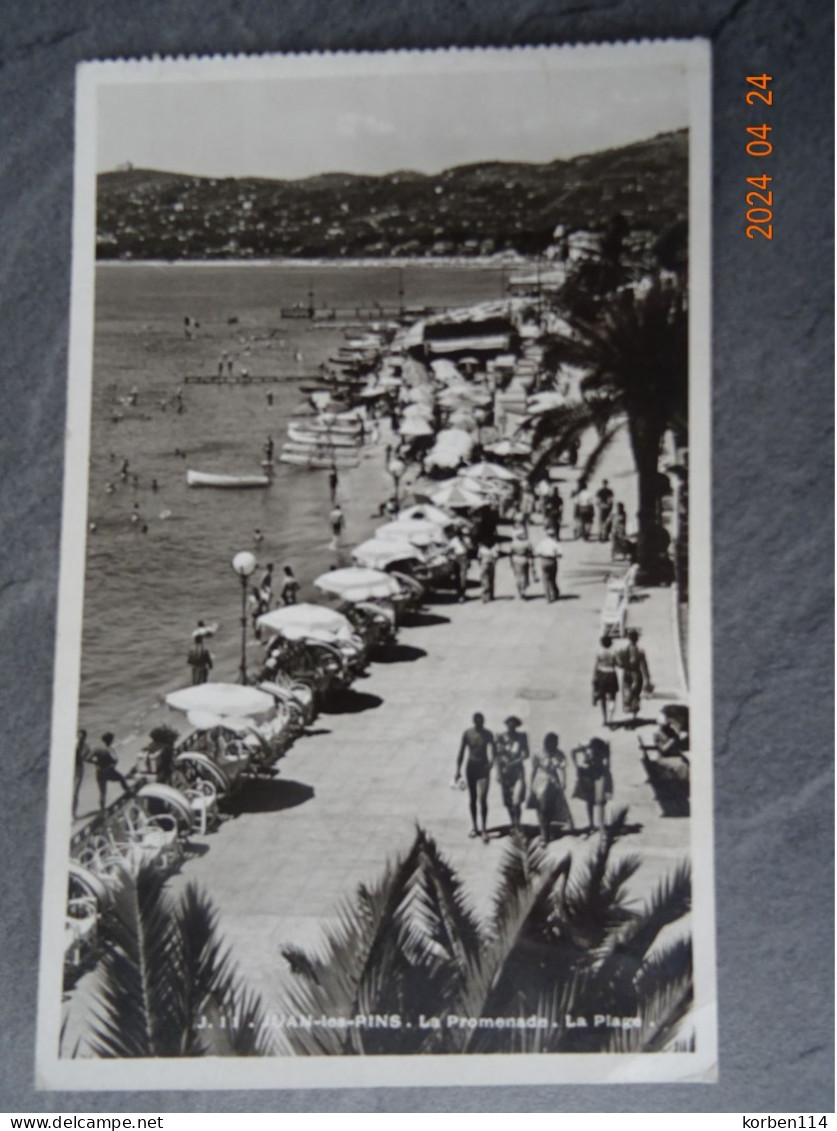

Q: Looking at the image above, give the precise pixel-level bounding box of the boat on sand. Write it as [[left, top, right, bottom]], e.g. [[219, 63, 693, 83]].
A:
[[279, 448, 359, 470], [186, 470, 271, 489]]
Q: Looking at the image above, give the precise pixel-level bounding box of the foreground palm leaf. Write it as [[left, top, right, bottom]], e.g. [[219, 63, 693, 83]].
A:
[[278, 823, 694, 1056], [85, 864, 271, 1058]]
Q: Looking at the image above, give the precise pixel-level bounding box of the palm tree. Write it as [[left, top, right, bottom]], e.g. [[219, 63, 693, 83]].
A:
[[69, 821, 692, 1058], [67, 863, 270, 1058], [523, 274, 688, 582], [278, 815, 693, 1055]]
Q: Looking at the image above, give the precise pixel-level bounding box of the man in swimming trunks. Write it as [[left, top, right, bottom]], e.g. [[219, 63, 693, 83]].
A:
[[454, 712, 495, 843]]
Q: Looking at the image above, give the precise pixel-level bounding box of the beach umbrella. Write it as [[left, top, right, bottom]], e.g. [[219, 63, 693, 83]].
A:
[[185, 709, 254, 733], [484, 438, 532, 458], [431, 482, 489, 511], [425, 427, 474, 471], [352, 538, 426, 570], [376, 518, 448, 548], [458, 475, 507, 503], [315, 567, 402, 602], [460, 460, 520, 482], [257, 603, 355, 642], [397, 503, 458, 528], [402, 402, 434, 420], [165, 682, 275, 718], [398, 417, 435, 438]]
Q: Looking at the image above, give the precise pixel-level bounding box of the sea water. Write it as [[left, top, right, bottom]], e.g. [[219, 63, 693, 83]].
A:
[[79, 261, 505, 749]]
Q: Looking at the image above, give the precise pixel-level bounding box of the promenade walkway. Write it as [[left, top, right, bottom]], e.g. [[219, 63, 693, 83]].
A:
[[155, 432, 691, 1011]]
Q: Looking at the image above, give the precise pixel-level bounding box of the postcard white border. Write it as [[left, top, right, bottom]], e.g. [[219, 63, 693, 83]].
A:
[[37, 40, 715, 1090]]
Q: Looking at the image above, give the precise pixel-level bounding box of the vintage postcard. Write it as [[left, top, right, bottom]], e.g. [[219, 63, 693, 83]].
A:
[[37, 43, 715, 1089]]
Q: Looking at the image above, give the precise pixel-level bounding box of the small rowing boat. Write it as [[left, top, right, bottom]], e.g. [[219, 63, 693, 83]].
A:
[[186, 470, 271, 489], [279, 448, 360, 470], [287, 423, 360, 448]]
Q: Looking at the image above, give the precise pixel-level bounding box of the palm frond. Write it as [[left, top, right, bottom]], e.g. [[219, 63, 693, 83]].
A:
[[607, 937, 693, 1053], [578, 418, 627, 483], [86, 865, 182, 1058], [597, 860, 691, 984], [173, 883, 271, 1056], [450, 843, 573, 1052]]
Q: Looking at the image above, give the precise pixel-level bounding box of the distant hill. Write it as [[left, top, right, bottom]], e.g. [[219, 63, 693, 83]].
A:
[[96, 129, 688, 261]]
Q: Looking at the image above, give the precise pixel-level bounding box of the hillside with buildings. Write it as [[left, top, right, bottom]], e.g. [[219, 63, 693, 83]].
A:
[[96, 129, 687, 260]]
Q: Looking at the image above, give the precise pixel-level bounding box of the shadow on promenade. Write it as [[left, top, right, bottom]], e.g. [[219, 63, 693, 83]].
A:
[[399, 611, 450, 627], [231, 778, 315, 814], [373, 643, 427, 664], [321, 689, 384, 714]]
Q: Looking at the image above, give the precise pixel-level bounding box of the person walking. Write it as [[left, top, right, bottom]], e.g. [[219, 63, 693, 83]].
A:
[[534, 529, 563, 603], [454, 712, 495, 843], [448, 530, 470, 602], [280, 564, 300, 606], [248, 585, 268, 640], [73, 728, 91, 819], [187, 636, 213, 685], [494, 715, 530, 834], [90, 732, 131, 811], [508, 527, 537, 599], [477, 542, 498, 603], [571, 737, 613, 833], [543, 483, 564, 537], [596, 479, 614, 541], [591, 634, 619, 726], [528, 732, 573, 844], [329, 504, 344, 550], [328, 464, 339, 504], [260, 562, 274, 602], [610, 502, 629, 559], [617, 628, 653, 724], [574, 481, 595, 540]]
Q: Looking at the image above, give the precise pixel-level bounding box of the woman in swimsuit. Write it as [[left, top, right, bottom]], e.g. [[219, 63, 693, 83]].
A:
[[494, 715, 530, 833]]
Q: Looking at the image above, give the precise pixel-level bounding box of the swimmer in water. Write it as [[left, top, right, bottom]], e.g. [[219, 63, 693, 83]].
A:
[[132, 475, 139, 489], [254, 528, 264, 545], [105, 482, 115, 495], [151, 479, 159, 492]]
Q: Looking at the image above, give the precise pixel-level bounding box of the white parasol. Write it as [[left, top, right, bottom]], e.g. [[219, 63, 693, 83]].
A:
[[185, 710, 254, 733], [398, 417, 435, 438], [315, 567, 403, 602], [459, 460, 520, 482], [431, 482, 489, 511], [257, 602, 355, 642], [352, 538, 426, 571], [397, 503, 459, 528], [376, 518, 449, 548], [165, 682, 274, 718]]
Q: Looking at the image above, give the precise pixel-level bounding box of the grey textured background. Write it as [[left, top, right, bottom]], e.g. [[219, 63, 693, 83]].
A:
[[0, 0, 832, 1114]]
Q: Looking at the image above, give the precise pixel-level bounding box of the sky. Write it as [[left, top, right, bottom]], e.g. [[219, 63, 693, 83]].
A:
[[95, 51, 692, 180]]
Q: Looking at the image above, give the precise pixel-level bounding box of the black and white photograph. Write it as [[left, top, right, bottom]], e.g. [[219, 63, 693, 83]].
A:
[[37, 43, 714, 1089]]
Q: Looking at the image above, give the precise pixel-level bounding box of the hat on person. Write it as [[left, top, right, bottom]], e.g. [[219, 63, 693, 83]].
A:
[[504, 715, 522, 728]]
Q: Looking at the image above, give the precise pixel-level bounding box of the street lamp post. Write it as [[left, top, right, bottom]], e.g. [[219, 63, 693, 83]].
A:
[[388, 456, 406, 511], [231, 550, 257, 684]]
